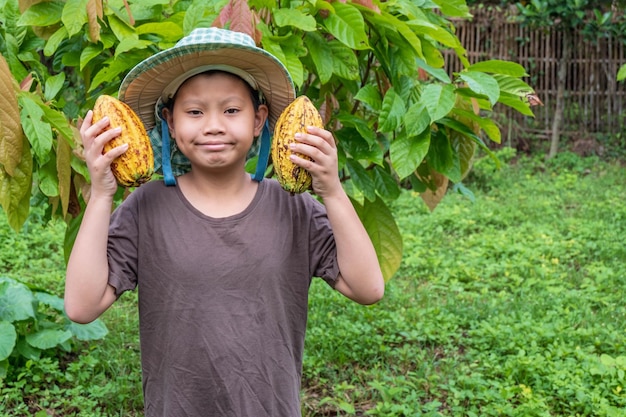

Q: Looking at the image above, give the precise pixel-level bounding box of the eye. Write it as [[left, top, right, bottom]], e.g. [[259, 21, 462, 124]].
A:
[[225, 108, 239, 115], [187, 109, 203, 116]]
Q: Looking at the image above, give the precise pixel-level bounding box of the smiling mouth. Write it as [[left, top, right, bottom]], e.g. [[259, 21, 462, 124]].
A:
[[198, 142, 232, 151]]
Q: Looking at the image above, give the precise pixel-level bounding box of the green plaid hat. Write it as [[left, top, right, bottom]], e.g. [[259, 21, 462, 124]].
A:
[[118, 27, 296, 184]]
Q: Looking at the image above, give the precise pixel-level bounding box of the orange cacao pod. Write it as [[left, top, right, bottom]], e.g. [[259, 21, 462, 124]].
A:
[[92, 95, 154, 187], [271, 96, 324, 193]]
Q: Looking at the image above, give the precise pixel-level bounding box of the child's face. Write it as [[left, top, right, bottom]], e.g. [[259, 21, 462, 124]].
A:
[[163, 72, 268, 175]]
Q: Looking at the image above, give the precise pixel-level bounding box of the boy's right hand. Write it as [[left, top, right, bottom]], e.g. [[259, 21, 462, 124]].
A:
[[80, 110, 128, 198]]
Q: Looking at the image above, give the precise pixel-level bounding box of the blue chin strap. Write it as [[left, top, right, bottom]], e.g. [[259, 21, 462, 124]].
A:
[[161, 118, 177, 186], [159, 118, 271, 186], [252, 120, 271, 182]]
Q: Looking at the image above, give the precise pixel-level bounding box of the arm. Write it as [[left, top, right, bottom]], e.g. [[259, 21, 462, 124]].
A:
[[290, 127, 385, 305], [64, 111, 128, 323]]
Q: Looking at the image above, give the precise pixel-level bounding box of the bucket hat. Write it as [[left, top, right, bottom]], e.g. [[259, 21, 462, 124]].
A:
[[118, 27, 296, 185]]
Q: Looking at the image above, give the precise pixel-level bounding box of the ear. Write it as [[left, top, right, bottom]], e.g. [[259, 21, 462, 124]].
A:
[[162, 107, 174, 134], [254, 104, 269, 137]]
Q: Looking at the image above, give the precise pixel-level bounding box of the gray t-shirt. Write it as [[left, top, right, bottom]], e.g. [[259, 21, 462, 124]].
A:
[[106, 178, 339, 417]]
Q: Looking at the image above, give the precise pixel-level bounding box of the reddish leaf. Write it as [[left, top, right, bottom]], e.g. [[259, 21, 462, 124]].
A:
[[0, 55, 24, 177]]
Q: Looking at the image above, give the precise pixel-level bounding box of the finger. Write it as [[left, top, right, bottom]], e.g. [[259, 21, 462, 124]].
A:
[[103, 143, 129, 161], [79, 111, 94, 137], [305, 126, 335, 148]]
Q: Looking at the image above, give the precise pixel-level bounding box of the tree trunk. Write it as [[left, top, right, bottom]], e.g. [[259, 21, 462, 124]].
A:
[[548, 29, 572, 159]]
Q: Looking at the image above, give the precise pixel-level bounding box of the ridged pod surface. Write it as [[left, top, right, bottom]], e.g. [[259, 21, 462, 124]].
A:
[[92, 95, 154, 188], [271, 96, 324, 193]]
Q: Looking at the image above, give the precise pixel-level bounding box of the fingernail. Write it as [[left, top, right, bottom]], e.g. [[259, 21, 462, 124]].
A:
[[289, 143, 296, 150], [294, 133, 302, 139]]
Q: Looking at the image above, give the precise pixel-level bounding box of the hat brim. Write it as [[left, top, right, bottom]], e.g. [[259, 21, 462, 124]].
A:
[[118, 43, 295, 132]]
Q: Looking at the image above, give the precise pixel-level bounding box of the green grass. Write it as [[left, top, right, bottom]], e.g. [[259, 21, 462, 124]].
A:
[[1, 150, 625, 416]]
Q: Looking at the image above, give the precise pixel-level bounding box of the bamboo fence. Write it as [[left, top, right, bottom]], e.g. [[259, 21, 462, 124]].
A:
[[442, 7, 626, 142]]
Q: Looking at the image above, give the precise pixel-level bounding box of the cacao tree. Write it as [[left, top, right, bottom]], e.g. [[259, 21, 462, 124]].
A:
[[0, 0, 536, 282]]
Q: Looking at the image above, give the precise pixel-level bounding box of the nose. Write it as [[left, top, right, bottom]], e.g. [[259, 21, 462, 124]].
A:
[[202, 111, 225, 135]]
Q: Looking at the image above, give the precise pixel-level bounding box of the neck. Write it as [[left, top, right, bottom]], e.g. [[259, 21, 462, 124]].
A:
[[176, 170, 259, 218]]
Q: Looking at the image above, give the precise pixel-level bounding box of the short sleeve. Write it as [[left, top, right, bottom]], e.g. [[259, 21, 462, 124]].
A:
[[107, 194, 140, 297], [307, 196, 340, 287]]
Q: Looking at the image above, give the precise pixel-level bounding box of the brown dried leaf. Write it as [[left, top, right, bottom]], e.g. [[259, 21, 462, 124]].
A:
[[56, 135, 72, 217], [419, 169, 449, 212], [86, 0, 102, 43], [0, 54, 24, 177]]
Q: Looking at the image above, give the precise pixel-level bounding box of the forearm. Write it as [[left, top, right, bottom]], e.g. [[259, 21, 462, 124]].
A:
[[323, 191, 385, 304], [64, 194, 117, 323]]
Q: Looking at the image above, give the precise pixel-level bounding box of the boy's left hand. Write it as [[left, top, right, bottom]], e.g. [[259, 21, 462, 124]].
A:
[[289, 126, 341, 198]]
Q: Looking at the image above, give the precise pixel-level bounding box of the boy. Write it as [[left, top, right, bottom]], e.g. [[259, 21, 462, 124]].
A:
[[65, 27, 384, 416]]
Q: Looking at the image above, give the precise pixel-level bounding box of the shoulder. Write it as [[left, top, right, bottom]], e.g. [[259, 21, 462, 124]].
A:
[[114, 180, 177, 213]]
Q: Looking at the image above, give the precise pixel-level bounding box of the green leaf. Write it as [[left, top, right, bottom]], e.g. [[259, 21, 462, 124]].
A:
[[115, 38, 152, 57], [80, 44, 104, 70], [378, 88, 406, 133], [136, 22, 184, 41], [452, 108, 501, 144], [15, 338, 41, 361], [458, 71, 500, 105], [372, 166, 401, 200], [183, 0, 221, 34], [43, 26, 68, 57], [0, 321, 16, 361], [34, 291, 65, 311], [497, 92, 535, 116], [322, 2, 369, 50], [493, 74, 534, 96], [19, 94, 53, 165], [346, 159, 376, 202], [67, 319, 108, 341], [39, 159, 59, 197], [17, 1, 64, 27], [26, 329, 73, 350], [427, 130, 461, 183], [469, 60, 528, 77], [409, 20, 461, 49], [352, 196, 403, 282], [390, 129, 431, 180], [274, 8, 317, 31], [108, 14, 136, 43], [336, 115, 378, 148], [438, 117, 498, 164], [382, 11, 423, 58], [62, 0, 88, 37], [420, 84, 455, 122], [416, 58, 451, 83], [329, 41, 359, 80], [354, 84, 382, 111], [432, 0, 471, 17], [0, 137, 32, 232], [44, 72, 66, 102], [404, 102, 431, 137], [450, 129, 477, 179], [618, 63, 626, 81], [305, 32, 334, 84], [0, 278, 36, 322]]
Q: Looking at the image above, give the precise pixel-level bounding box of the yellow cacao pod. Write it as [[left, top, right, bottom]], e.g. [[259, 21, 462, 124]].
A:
[[271, 96, 324, 194], [92, 95, 154, 188]]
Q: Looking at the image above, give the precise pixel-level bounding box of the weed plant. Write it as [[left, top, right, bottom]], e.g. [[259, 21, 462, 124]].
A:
[[1, 150, 625, 416]]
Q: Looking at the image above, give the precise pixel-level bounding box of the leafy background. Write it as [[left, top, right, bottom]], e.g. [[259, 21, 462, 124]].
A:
[[0, 0, 536, 282]]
